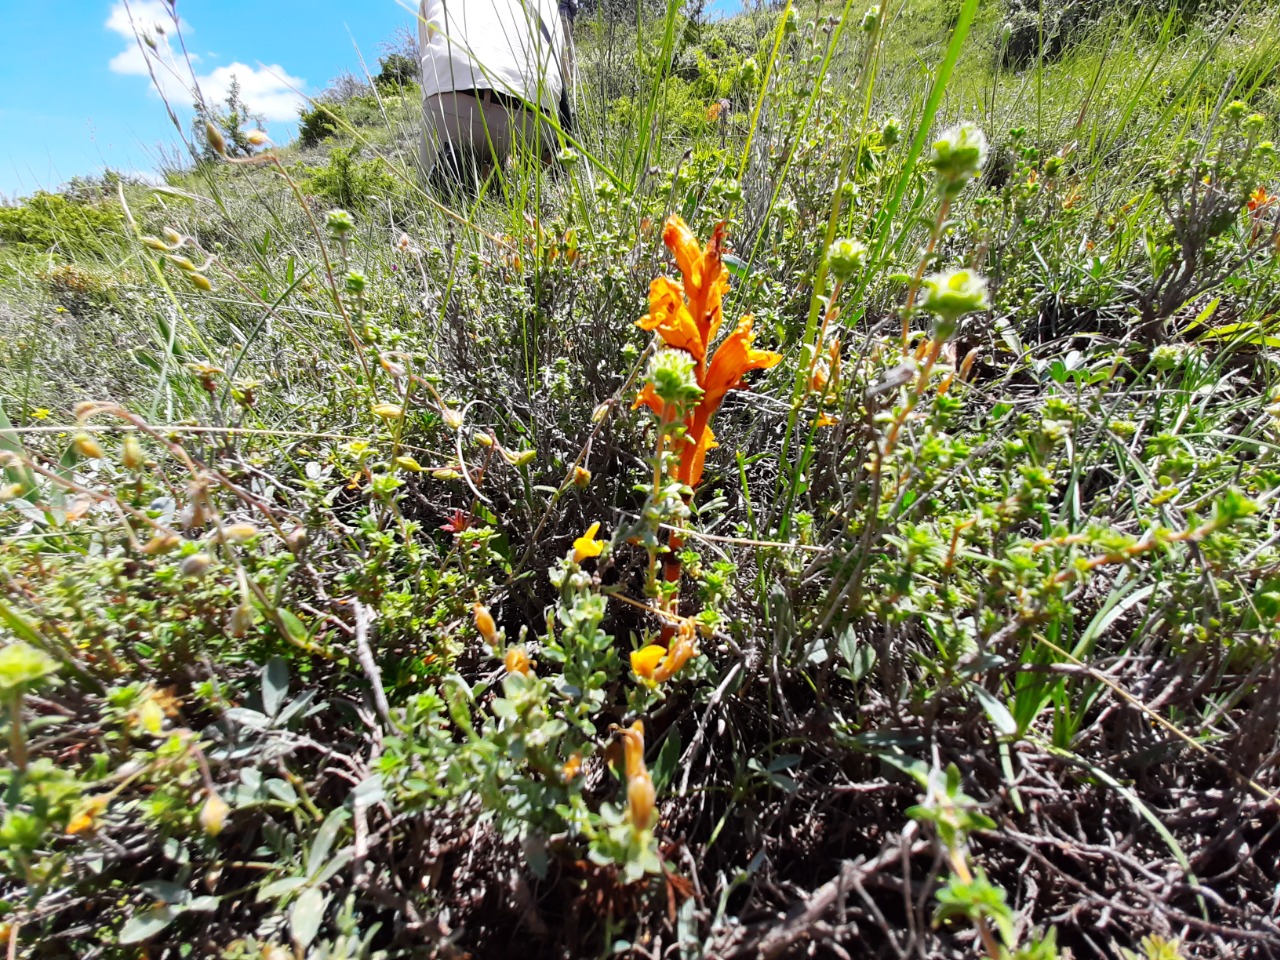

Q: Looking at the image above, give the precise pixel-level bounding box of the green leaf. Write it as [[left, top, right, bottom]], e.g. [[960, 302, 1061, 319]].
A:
[[119, 905, 178, 944], [290, 887, 329, 951], [306, 807, 350, 878], [277, 609, 311, 646], [262, 656, 289, 717], [970, 684, 1018, 740]]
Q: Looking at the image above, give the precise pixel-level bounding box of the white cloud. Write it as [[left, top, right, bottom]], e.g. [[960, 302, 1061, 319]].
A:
[[105, 2, 305, 125], [200, 64, 307, 123]]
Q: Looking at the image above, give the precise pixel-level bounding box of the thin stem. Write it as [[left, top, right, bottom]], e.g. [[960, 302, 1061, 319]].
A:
[[9, 690, 27, 774], [902, 197, 951, 346]]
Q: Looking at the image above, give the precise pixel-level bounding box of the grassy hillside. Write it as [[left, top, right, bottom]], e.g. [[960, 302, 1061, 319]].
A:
[[2, 1, 1280, 957]]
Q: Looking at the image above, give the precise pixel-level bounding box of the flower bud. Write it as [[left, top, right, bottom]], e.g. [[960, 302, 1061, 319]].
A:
[[189, 274, 213, 293], [627, 771, 656, 831], [473, 603, 498, 644], [344, 270, 367, 295], [861, 4, 880, 31], [142, 236, 171, 252], [920, 268, 989, 341], [162, 228, 183, 246], [73, 432, 104, 459], [285, 526, 308, 552], [441, 407, 465, 431], [222, 522, 258, 543], [825, 238, 867, 283], [227, 602, 255, 638], [591, 401, 611, 423], [199, 791, 230, 836], [204, 121, 228, 158], [371, 403, 404, 420], [504, 449, 537, 468], [647, 348, 704, 409], [245, 129, 270, 146], [142, 532, 181, 555], [122, 435, 145, 470], [326, 209, 355, 236], [394, 456, 424, 472], [179, 553, 213, 578], [930, 122, 988, 196], [881, 116, 902, 148], [473, 431, 494, 447]]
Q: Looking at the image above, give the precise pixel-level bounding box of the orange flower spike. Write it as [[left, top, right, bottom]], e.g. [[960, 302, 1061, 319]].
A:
[[661, 216, 729, 347]]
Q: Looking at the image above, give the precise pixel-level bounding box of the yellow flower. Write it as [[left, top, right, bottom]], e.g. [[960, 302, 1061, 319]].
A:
[[631, 624, 699, 684], [66, 795, 110, 836], [572, 522, 604, 564], [561, 752, 583, 782], [504, 646, 532, 676], [31, 408, 50, 421], [631, 644, 666, 680]]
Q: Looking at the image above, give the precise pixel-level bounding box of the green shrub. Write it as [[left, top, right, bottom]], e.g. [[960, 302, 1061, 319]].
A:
[[0, 192, 125, 255]]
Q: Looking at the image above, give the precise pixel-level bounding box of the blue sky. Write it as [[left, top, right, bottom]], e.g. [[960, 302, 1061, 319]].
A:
[[0, 0, 743, 200], [0, 0, 419, 199]]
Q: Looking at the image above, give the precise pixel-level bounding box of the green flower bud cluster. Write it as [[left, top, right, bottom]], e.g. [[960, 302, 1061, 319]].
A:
[[826, 238, 867, 284], [930, 122, 988, 198], [921, 268, 989, 340], [881, 116, 902, 148], [326, 209, 355, 237], [648, 348, 704, 411]]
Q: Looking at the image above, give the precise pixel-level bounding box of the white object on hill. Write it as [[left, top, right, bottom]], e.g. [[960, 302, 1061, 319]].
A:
[[417, 0, 569, 114]]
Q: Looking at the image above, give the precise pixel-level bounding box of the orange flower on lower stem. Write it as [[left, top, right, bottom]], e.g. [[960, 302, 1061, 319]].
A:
[[619, 721, 655, 831], [634, 218, 782, 489]]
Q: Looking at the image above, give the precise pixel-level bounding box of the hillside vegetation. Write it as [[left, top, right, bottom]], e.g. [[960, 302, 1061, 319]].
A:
[[2, 0, 1280, 957]]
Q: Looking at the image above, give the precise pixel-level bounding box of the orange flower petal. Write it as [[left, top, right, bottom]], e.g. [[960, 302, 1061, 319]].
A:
[[663, 216, 703, 292], [680, 423, 717, 488], [703, 316, 783, 414], [632, 382, 668, 416], [637, 277, 705, 358]]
